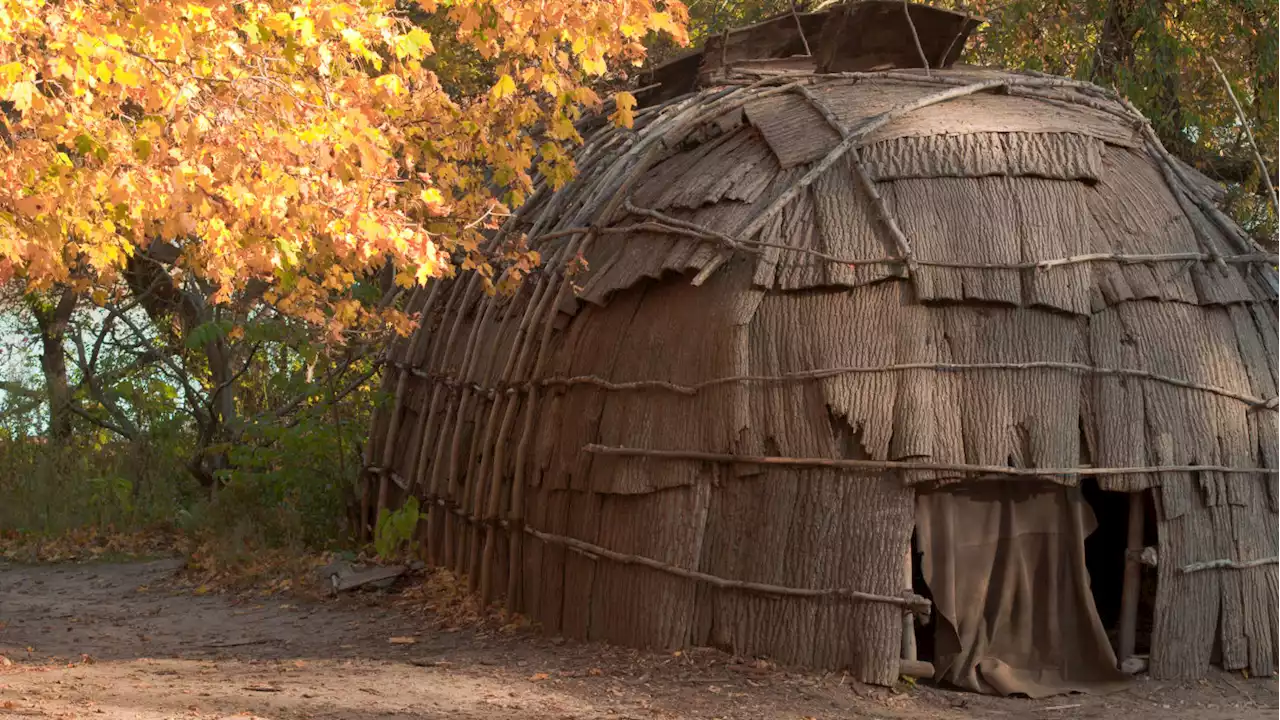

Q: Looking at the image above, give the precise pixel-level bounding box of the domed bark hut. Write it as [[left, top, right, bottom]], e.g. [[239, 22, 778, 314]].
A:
[[363, 2, 1279, 695]]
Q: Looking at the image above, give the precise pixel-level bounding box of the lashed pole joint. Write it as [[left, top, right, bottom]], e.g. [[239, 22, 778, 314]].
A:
[[693, 78, 1007, 285], [794, 82, 920, 277]]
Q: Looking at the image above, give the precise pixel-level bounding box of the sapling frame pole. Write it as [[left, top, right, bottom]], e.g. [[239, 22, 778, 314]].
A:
[[426, 277, 488, 569], [374, 286, 429, 527], [478, 238, 585, 604], [901, 539, 917, 663], [416, 280, 471, 564], [1117, 490, 1146, 666], [524, 526, 932, 614], [584, 444, 1280, 477], [1210, 57, 1278, 214], [793, 83, 918, 275], [506, 228, 603, 609], [468, 274, 551, 596], [692, 78, 1010, 285], [468, 240, 577, 596], [898, 659, 934, 678]]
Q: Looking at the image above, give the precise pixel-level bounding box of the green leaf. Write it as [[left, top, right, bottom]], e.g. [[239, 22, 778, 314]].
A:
[[133, 137, 152, 162], [184, 320, 233, 350]]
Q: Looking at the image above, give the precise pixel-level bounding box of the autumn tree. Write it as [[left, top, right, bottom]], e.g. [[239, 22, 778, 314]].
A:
[[0, 0, 687, 483]]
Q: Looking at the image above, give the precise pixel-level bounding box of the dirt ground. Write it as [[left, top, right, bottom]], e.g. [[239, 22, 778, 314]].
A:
[[0, 559, 1275, 720]]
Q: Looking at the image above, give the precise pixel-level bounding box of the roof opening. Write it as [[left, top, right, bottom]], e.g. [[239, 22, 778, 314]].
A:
[[637, 1, 986, 106], [815, 1, 985, 73]]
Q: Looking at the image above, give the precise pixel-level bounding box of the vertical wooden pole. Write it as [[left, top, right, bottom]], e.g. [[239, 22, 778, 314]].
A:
[[506, 229, 599, 610], [475, 246, 570, 603], [1117, 490, 1145, 666], [901, 538, 917, 663]]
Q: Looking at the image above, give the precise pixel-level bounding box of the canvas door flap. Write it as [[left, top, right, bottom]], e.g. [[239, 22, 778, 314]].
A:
[[915, 481, 1131, 698]]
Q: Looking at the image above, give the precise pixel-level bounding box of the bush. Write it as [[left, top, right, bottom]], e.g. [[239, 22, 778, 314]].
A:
[[0, 432, 195, 534]]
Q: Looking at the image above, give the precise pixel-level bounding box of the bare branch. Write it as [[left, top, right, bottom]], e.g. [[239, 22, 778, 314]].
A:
[[272, 350, 373, 421], [67, 401, 137, 441], [113, 308, 210, 427], [206, 340, 262, 423], [70, 330, 143, 439], [902, 0, 931, 77], [0, 380, 42, 400], [1210, 56, 1278, 213]]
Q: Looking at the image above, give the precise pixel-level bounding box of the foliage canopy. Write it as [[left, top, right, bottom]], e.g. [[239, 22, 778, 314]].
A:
[[0, 0, 687, 336]]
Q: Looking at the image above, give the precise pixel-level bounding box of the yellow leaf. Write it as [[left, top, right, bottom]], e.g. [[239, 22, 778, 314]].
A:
[[650, 12, 677, 34], [294, 17, 316, 46], [375, 74, 405, 96], [114, 66, 140, 87], [94, 63, 112, 84], [609, 91, 637, 129], [395, 28, 434, 59], [7, 81, 35, 112], [490, 74, 516, 102], [0, 62, 23, 84]]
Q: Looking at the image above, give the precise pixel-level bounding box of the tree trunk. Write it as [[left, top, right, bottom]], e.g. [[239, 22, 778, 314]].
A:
[[124, 248, 233, 489], [1092, 0, 1138, 88], [30, 288, 77, 440], [1091, 0, 1188, 157]]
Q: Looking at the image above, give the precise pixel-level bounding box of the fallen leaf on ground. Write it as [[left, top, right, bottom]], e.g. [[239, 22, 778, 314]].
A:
[[529, 672, 550, 681], [388, 636, 417, 644]]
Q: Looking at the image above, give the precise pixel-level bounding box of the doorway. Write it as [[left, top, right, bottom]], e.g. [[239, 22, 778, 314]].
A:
[[1080, 480, 1157, 657]]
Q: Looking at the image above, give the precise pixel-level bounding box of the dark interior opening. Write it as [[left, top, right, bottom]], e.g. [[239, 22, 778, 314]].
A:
[[1081, 481, 1159, 656], [908, 530, 936, 663]]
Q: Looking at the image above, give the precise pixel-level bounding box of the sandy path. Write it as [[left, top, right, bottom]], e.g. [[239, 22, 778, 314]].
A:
[[1, 559, 1274, 719]]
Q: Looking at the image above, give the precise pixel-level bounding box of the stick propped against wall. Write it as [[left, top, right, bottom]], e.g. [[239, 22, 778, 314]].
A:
[[1117, 490, 1146, 670], [901, 537, 918, 664]]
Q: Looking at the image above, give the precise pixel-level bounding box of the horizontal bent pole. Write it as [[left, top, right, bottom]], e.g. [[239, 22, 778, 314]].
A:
[[392, 495, 932, 613], [692, 78, 1011, 285], [1180, 556, 1279, 573], [898, 659, 934, 679], [524, 526, 932, 615], [583, 444, 1280, 477], [382, 358, 1278, 411]]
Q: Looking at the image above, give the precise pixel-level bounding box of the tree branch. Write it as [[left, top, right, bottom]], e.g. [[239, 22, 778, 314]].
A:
[[67, 402, 136, 441], [1211, 56, 1279, 213], [0, 380, 42, 400], [206, 340, 261, 424]]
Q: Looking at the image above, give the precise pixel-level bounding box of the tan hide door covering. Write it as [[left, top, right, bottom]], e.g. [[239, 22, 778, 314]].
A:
[[916, 481, 1131, 697]]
